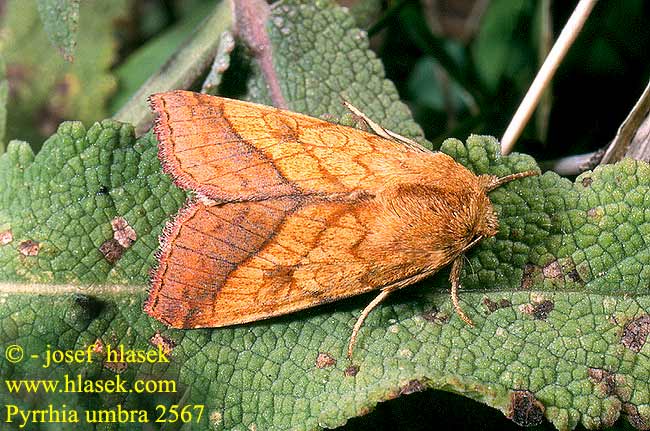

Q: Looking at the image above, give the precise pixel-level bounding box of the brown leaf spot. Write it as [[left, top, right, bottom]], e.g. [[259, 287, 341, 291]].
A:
[[6, 64, 32, 99], [542, 260, 562, 279], [399, 379, 426, 395], [150, 332, 176, 356], [316, 352, 336, 368], [520, 263, 539, 290], [18, 240, 40, 256], [621, 315, 650, 353], [588, 368, 617, 396], [586, 207, 603, 220], [92, 338, 104, 354], [0, 230, 13, 245], [519, 303, 535, 315], [519, 298, 554, 320], [111, 217, 137, 248], [315, 352, 336, 369], [532, 300, 554, 320], [624, 403, 650, 430], [581, 176, 593, 187], [508, 390, 545, 427], [344, 364, 360, 377], [422, 306, 450, 324], [209, 411, 223, 427], [99, 239, 125, 264], [104, 350, 128, 374], [567, 269, 583, 283], [483, 297, 512, 314]]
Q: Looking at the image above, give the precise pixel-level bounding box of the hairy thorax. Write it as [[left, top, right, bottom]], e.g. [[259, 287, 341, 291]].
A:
[[358, 180, 499, 285]]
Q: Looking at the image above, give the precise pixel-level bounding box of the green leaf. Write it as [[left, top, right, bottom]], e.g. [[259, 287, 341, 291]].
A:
[[344, 0, 383, 30], [109, 1, 217, 114], [0, 121, 185, 284], [2, 1, 650, 431], [36, 0, 80, 62], [471, 0, 534, 93], [0, 55, 8, 152], [1, 0, 126, 147]]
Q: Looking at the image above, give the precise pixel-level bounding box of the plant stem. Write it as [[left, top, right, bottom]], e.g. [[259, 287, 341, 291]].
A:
[[113, 1, 233, 136], [501, 0, 598, 155]]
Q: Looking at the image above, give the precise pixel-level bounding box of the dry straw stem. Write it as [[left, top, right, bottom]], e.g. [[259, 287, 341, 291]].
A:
[[500, 0, 598, 155], [600, 80, 650, 163]]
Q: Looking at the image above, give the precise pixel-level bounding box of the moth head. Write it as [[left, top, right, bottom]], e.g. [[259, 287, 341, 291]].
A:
[[468, 169, 538, 249]]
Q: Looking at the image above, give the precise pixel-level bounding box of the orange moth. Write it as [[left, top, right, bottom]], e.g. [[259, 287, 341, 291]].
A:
[[144, 90, 537, 358]]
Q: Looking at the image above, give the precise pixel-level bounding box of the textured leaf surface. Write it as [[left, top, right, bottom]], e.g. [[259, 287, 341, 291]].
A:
[[1, 0, 126, 146], [36, 0, 80, 61], [2, 1, 650, 431]]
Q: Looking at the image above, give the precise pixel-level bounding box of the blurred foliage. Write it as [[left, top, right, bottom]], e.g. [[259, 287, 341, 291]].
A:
[[0, 0, 126, 149], [2, 0, 648, 158], [378, 0, 650, 159], [0, 55, 7, 150], [36, 0, 80, 61]]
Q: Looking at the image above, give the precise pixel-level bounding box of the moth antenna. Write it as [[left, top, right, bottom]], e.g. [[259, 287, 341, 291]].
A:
[[340, 99, 431, 153], [347, 289, 393, 360], [450, 256, 475, 327], [485, 170, 538, 192]]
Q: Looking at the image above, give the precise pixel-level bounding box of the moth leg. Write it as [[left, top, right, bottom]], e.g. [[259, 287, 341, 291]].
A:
[[347, 288, 395, 359], [450, 255, 475, 327], [341, 100, 430, 153]]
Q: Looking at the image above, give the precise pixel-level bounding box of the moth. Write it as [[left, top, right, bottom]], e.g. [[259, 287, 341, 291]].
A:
[[144, 90, 537, 358]]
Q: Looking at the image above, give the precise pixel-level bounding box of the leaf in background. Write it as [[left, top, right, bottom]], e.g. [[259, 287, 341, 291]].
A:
[[421, 0, 490, 42], [338, 0, 384, 30], [406, 54, 478, 137], [533, 0, 553, 144], [471, 0, 533, 93], [1, 0, 126, 147], [0, 55, 7, 152], [109, 0, 216, 114], [36, 0, 80, 62], [111, 1, 233, 135], [3, 1, 650, 431]]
